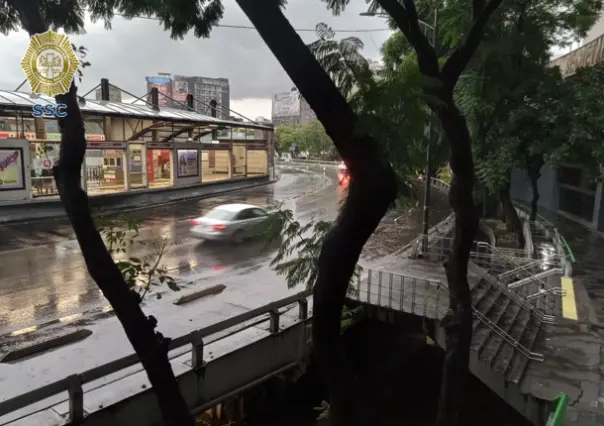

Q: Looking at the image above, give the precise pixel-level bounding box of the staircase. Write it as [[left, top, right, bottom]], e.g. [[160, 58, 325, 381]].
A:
[[469, 277, 544, 384]]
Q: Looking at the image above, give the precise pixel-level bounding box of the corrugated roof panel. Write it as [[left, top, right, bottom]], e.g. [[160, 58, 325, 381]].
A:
[[0, 89, 272, 129]]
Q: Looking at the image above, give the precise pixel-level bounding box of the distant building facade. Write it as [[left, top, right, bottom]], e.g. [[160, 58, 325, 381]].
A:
[[299, 98, 317, 125], [145, 74, 230, 119], [95, 86, 122, 102], [271, 90, 316, 126]]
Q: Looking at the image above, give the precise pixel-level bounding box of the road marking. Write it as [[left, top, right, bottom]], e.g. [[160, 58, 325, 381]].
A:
[[561, 276, 578, 320]]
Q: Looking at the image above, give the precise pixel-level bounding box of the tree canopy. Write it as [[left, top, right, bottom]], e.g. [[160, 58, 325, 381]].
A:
[[275, 120, 335, 158]]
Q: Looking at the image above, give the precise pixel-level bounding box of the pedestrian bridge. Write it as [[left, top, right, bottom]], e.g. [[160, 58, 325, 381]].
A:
[[0, 182, 571, 426]]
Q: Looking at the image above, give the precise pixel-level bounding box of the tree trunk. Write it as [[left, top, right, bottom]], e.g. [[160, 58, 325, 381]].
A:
[[435, 105, 479, 426], [9, 2, 194, 425], [235, 2, 397, 425], [499, 184, 525, 248], [526, 155, 544, 222]]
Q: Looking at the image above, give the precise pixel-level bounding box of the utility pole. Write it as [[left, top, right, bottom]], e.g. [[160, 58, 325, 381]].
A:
[[421, 9, 438, 253]]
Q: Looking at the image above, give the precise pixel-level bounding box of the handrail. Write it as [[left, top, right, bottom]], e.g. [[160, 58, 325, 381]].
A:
[[512, 202, 576, 264], [546, 393, 569, 426], [434, 283, 545, 361], [469, 263, 555, 324], [0, 290, 312, 419]]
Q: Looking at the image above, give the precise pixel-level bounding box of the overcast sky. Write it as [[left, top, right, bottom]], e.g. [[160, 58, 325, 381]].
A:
[[0, 0, 393, 119]]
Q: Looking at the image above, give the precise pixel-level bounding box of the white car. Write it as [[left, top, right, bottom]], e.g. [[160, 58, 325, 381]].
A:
[[190, 204, 270, 243]]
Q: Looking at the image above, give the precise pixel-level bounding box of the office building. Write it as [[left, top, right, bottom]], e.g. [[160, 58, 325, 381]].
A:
[[145, 75, 231, 120], [299, 98, 317, 125]]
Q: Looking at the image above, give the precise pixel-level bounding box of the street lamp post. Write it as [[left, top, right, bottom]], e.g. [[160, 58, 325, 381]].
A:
[[360, 9, 438, 253]]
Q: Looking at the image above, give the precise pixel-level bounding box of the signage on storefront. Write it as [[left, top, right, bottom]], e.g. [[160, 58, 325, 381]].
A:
[[0, 132, 105, 141], [86, 141, 126, 149], [147, 142, 173, 150], [0, 148, 26, 190]]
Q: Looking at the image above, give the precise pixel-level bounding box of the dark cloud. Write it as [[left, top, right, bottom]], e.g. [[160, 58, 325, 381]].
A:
[[0, 0, 392, 101]]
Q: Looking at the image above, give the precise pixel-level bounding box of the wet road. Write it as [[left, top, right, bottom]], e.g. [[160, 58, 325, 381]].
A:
[[0, 165, 344, 336]]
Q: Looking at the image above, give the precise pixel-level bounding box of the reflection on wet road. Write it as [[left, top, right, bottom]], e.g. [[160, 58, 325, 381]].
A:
[[0, 166, 343, 335]]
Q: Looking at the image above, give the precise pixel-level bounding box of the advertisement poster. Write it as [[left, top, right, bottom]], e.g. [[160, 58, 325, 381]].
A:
[[177, 149, 199, 178], [146, 76, 172, 108], [172, 76, 189, 104], [271, 91, 300, 118], [0, 148, 25, 190]]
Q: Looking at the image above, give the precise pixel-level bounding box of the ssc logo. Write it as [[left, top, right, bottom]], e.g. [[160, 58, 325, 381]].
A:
[[21, 30, 80, 97]]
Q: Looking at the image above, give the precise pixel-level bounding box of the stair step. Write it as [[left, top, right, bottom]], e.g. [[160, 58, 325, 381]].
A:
[[479, 301, 524, 367], [474, 293, 514, 354], [471, 279, 490, 305], [493, 313, 541, 381], [491, 308, 532, 376], [506, 322, 544, 384], [471, 290, 507, 352]]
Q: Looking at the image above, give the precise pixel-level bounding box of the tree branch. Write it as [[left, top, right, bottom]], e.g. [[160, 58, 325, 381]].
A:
[[377, 0, 439, 78], [8, 1, 194, 425], [441, 0, 505, 88]]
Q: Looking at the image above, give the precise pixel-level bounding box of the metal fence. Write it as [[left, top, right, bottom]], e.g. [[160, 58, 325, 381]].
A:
[[0, 291, 312, 424], [353, 268, 544, 362]]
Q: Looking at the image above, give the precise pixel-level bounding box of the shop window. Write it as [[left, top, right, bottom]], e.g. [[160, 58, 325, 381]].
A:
[[147, 149, 173, 188], [247, 150, 268, 177], [84, 120, 104, 135], [231, 144, 246, 177], [129, 144, 146, 188], [202, 149, 231, 182], [30, 142, 60, 197], [85, 149, 127, 195]]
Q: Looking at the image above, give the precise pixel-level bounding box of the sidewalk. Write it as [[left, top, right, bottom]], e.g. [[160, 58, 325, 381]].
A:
[[515, 202, 604, 424]]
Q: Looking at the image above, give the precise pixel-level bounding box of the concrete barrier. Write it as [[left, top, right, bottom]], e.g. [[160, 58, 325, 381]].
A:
[[173, 284, 227, 306], [0, 176, 272, 224], [1, 329, 92, 363]]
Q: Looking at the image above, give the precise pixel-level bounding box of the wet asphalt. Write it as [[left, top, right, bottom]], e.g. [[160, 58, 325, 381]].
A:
[[0, 163, 451, 344], [0, 165, 342, 336]]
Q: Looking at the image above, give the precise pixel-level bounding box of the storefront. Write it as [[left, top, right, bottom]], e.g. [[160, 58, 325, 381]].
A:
[[85, 142, 127, 195], [0, 88, 275, 207], [202, 143, 231, 183], [146, 143, 173, 189], [246, 142, 269, 177]]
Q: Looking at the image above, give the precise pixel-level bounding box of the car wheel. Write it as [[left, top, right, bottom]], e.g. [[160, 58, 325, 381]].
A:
[[232, 230, 245, 244]]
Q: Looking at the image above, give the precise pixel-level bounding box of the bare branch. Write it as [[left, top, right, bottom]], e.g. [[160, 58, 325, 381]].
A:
[[442, 0, 505, 88]]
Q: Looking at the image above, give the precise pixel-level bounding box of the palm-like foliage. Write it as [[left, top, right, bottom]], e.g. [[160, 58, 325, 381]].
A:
[[308, 22, 371, 97], [262, 206, 362, 293]]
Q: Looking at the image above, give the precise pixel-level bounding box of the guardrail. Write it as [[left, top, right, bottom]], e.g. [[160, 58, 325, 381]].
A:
[[356, 268, 544, 362], [0, 290, 312, 424], [277, 158, 339, 165], [430, 177, 451, 192]]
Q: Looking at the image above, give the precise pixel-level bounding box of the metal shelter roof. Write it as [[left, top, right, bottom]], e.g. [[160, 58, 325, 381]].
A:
[[0, 90, 273, 131]]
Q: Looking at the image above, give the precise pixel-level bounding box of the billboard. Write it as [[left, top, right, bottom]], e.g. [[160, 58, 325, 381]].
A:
[[146, 76, 172, 108], [271, 91, 300, 118], [0, 148, 25, 190], [172, 75, 190, 105]]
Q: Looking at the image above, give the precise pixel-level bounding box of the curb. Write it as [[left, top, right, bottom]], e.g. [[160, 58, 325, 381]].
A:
[[1, 329, 92, 363], [173, 284, 227, 306]]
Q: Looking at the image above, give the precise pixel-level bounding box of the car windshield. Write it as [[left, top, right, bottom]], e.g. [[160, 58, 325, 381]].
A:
[[204, 208, 237, 221]]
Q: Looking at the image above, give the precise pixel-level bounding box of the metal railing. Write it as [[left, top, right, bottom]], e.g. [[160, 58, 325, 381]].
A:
[[468, 264, 556, 324], [430, 177, 451, 192], [416, 235, 558, 324], [352, 269, 446, 319], [354, 269, 544, 362], [0, 291, 312, 424], [490, 246, 565, 312]]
